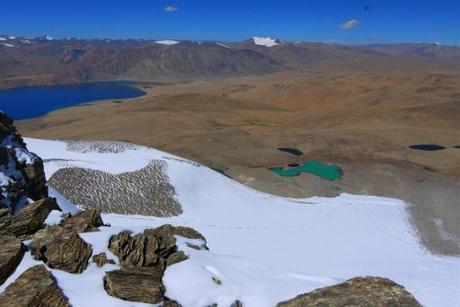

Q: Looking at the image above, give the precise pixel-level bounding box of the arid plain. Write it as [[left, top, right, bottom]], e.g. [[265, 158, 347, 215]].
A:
[[18, 71, 460, 255]]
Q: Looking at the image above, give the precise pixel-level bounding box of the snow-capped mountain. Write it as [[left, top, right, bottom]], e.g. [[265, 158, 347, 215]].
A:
[[252, 37, 281, 47], [155, 40, 180, 45]]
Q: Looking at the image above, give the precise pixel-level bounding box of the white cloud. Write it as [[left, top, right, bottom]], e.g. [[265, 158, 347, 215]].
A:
[[340, 19, 362, 30], [164, 5, 179, 13]]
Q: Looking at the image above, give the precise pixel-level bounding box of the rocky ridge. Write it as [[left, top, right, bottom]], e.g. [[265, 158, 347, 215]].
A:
[[0, 111, 47, 213]]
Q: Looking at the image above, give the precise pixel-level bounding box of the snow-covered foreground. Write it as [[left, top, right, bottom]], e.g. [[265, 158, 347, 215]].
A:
[[3, 138, 458, 306]]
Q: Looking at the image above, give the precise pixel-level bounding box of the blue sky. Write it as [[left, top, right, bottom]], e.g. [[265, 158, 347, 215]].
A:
[[1, 0, 459, 45]]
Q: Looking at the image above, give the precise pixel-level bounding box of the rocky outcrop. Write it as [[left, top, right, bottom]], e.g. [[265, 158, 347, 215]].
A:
[[108, 224, 206, 269], [0, 235, 25, 285], [92, 252, 115, 267], [31, 225, 93, 273], [0, 265, 69, 306], [59, 208, 105, 232], [105, 224, 206, 304], [104, 268, 165, 304], [0, 197, 59, 237], [0, 111, 48, 213], [277, 276, 422, 307]]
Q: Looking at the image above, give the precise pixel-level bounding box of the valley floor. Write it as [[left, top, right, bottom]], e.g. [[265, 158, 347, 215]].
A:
[[17, 72, 460, 256]]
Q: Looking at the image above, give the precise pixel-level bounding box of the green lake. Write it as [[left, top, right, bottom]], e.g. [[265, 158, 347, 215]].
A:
[[270, 161, 343, 180]]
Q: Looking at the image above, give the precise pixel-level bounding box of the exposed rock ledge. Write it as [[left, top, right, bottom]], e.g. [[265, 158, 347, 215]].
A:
[[0, 265, 70, 306], [277, 276, 422, 307]]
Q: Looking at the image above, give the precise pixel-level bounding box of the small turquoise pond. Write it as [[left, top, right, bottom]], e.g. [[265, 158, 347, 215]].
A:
[[270, 161, 343, 180], [0, 82, 145, 120]]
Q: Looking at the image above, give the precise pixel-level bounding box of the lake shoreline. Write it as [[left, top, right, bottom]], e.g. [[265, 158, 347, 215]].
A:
[[0, 81, 147, 120]]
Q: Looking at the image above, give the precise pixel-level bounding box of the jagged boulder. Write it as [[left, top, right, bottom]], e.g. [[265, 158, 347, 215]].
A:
[[0, 111, 48, 213], [60, 208, 105, 232], [277, 276, 422, 307], [0, 235, 25, 285], [0, 265, 69, 306], [31, 225, 92, 273], [108, 224, 206, 269], [92, 252, 116, 267], [108, 230, 162, 268], [105, 224, 207, 304], [0, 197, 59, 237], [104, 268, 165, 304]]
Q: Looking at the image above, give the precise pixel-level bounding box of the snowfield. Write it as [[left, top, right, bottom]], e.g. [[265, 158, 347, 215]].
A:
[[155, 40, 180, 46], [253, 37, 280, 47], [2, 138, 458, 307]]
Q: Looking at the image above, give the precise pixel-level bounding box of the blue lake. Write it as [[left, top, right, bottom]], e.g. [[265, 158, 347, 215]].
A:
[[0, 82, 145, 120]]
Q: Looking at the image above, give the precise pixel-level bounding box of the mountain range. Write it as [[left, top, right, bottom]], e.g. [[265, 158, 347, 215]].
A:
[[1, 35, 460, 89]]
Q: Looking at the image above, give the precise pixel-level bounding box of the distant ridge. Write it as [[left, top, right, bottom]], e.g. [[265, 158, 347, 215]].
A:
[[1, 36, 459, 89]]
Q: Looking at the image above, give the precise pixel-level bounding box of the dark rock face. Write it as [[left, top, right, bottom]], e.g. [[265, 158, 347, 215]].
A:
[[104, 269, 165, 304], [0, 197, 59, 237], [0, 265, 70, 306], [231, 300, 244, 307], [277, 276, 422, 307], [105, 224, 207, 304], [60, 208, 105, 232], [31, 226, 93, 273], [92, 252, 115, 267], [0, 111, 48, 213], [0, 235, 25, 285]]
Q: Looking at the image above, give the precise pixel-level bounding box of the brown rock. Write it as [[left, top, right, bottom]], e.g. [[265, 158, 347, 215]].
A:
[[0, 235, 25, 285], [105, 225, 207, 304], [31, 226, 92, 273], [0, 265, 69, 307], [0, 198, 59, 237], [109, 225, 206, 269], [92, 252, 116, 267], [277, 276, 422, 307], [104, 268, 165, 304], [108, 230, 162, 268], [166, 251, 188, 266], [60, 208, 105, 232], [173, 225, 207, 242], [154, 224, 206, 242], [162, 300, 183, 307]]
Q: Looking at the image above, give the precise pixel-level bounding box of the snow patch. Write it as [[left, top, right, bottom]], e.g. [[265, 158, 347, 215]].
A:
[[45, 210, 65, 226], [253, 36, 279, 47], [216, 42, 229, 49], [155, 40, 179, 46]]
